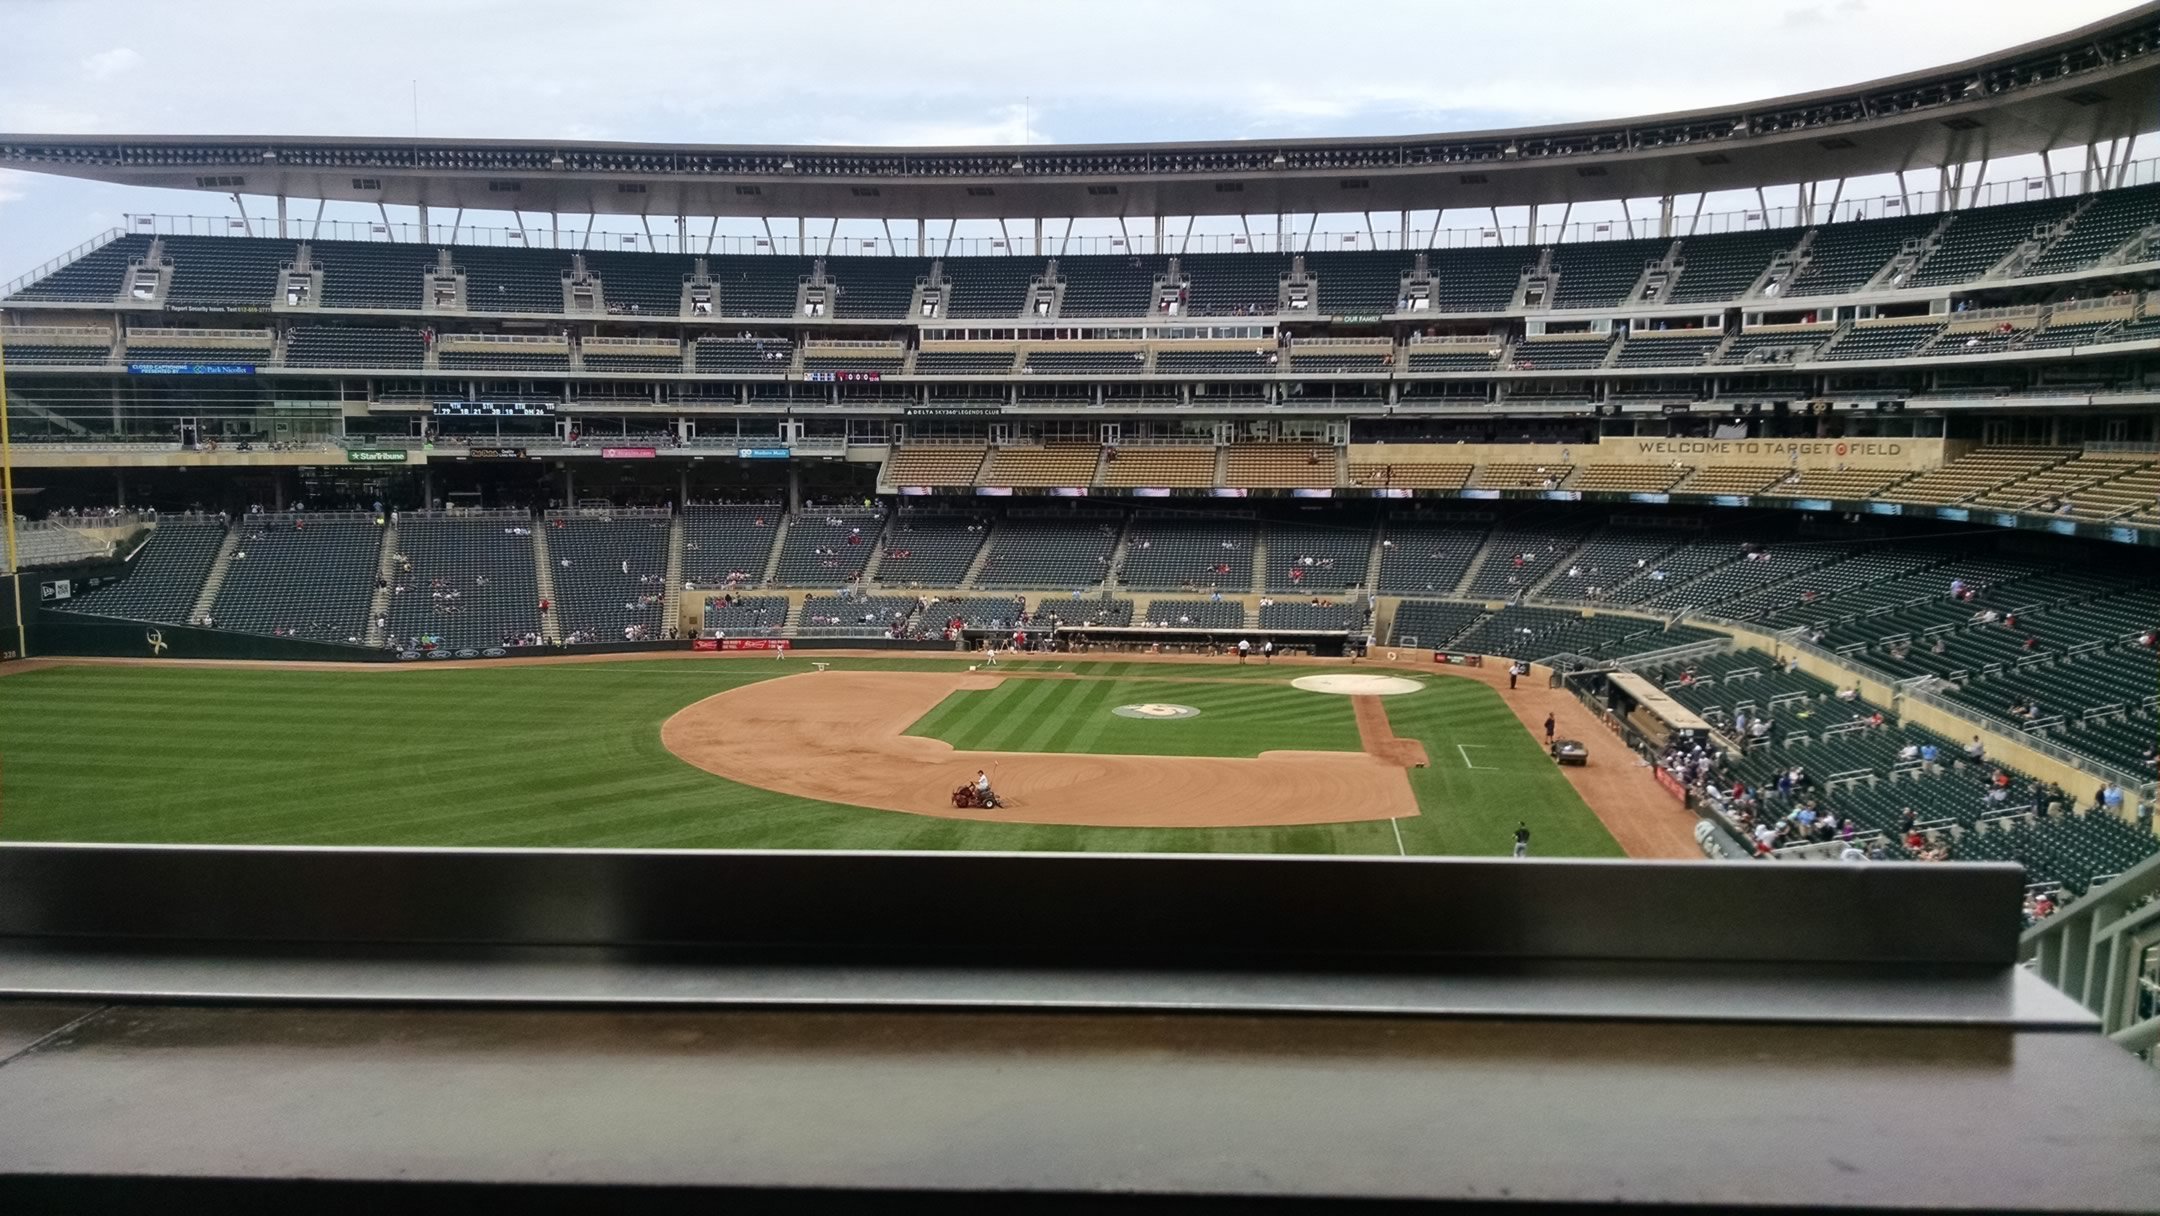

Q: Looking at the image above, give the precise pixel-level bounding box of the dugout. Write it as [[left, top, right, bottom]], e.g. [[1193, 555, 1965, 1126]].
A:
[[1033, 624, 1360, 658], [1571, 669, 1714, 751]]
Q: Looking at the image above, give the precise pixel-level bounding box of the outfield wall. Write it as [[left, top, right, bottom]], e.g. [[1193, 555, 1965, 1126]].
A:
[[29, 608, 395, 663]]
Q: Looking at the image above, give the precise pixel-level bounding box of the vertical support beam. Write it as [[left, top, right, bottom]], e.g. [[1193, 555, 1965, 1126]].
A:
[[2042, 149, 2058, 197], [379, 201, 394, 236], [1302, 212, 1318, 254], [1034, 216, 1043, 256], [1687, 192, 1706, 236], [276, 194, 288, 240], [1658, 195, 1674, 238], [1489, 206, 1503, 244], [704, 215, 719, 256], [1180, 215, 1194, 256], [881, 218, 896, 256], [422, 467, 435, 510], [797, 216, 806, 256], [563, 466, 574, 507], [1399, 209, 1410, 249], [1153, 214, 1165, 255], [552, 211, 561, 249], [583, 212, 596, 251], [676, 214, 686, 254], [416, 202, 429, 242], [448, 207, 463, 245], [787, 463, 802, 514], [916, 217, 927, 257], [1362, 209, 1377, 248], [1825, 178, 1845, 223], [309, 198, 327, 241], [823, 220, 837, 258]]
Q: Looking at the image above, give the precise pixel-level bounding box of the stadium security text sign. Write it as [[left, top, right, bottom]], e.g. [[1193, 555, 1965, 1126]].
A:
[[346, 449, 409, 463]]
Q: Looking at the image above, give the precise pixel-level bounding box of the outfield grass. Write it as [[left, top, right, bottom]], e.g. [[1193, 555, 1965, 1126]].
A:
[[0, 658, 1621, 858], [906, 676, 1362, 757]]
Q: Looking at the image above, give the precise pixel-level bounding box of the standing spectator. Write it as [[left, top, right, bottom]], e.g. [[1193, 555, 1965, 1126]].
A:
[[1543, 713, 1556, 743]]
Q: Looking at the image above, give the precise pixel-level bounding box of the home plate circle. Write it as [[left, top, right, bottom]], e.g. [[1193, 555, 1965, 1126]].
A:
[[1113, 703, 1203, 720], [1291, 674, 1424, 696]]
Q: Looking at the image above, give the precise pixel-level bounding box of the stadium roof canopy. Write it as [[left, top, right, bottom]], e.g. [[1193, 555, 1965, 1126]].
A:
[[4, 4, 2159, 223]]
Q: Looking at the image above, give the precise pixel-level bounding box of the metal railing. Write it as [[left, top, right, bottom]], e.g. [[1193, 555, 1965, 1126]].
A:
[[0, 226, 125, 300], [123, 326, 274, 344], [0, 324, 113, 342]]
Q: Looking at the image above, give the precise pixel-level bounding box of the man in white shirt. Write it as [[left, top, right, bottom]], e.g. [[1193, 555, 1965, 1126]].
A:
[[1237, 639, 1251, 664]]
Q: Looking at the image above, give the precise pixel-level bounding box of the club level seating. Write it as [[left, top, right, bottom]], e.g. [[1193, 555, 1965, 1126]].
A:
[[1972, 455, 2151, 510], [944, 258, 1041, 319], [1668, 228, 1794, 304], [1783, 213, 1938, 297], [2060, 464, 2160, 520], [1878, 447, 2066, 503], [1025, 349, 1147, 374], [801, 350, 905, 373], [1223, 443, 1336, 488], [1822, 322, 1944, 361], [1510, 335, 1612, 370], [4, 234, 153, 302], [160, 235, 296, 308], [1057, 255, 1165, 318], [1550, 239, 1668, 309], [1570, 463, 1689, 492], [383, 516, 542, 650], [976, 518, 1119, 589], [1908, 198, 2073, 288], [310, 239, 430, 310], [213, 516, 381, 642], [1390, 600, 1486, 646], [1931, 326, 2026, 357], [694, 338, 792, 373], [1612, 333, 1720, 367], [1118, 518, 1254, 591], [55, 518, 226, 621], [883, 444, 987, 486], [1263, 521, 1369, 592], [796, 593, 918, 636], [1180, 252, 1291, 316], [285, 326, 425, 368], [1718, 329, 1833, 364], [2101, 316, 2160, 346], [1405, 347, 1502, 371], [1349, 462, 1472, 489], [438, 350, 570, 372], [1287, 349, 1392, 374], [1464, 521, 1596, 599], [771, 510, 881, 586], [681, 504, 781, 588], [1154, 349, 1274, 375], [1, 344, 109, 365], [1098, 446, 1216, 488], [2017, 319, 2118, 350], [1034, 595, 1134, 627], [978, 445, 1100, 487], [913, 350, 1016, 375], [1375, 521, 1488, 595], [582, 249, 694, 316], [1474, 463, 1573, 489], [878, 515, 990, 586], [1137, 598, 1246, 629], [1259, 600, 1366, 631], [2023, 184, 2160, 277], [582, 353, 683, 374], [1542, 528, 1688, 600], [544, 515, 671, 642], [1681, 466, 1788, 495], [1759, 468, 1905, 498], [703, 595, 789, 636]]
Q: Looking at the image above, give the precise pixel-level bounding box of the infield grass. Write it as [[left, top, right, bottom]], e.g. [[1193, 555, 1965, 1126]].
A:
[[0, 657, 1622, 858], [905, 676, 1362, 757]]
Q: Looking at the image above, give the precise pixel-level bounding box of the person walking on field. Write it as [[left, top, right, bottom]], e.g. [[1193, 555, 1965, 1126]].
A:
[[1544, 712, 1556, 743], [1508, 662, 1519, 690], [1513, 822, 1531, 858], [1236, 639, 1251, 664], [1262, 640, 1274, 664]]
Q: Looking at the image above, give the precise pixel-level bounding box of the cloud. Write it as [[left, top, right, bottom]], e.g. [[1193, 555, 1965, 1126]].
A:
[[0, 170, 28, 205], [81, 47, 142, 81]]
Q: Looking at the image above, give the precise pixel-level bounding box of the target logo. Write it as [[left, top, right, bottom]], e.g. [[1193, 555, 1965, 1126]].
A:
[[1112, 703, 1202, 720]]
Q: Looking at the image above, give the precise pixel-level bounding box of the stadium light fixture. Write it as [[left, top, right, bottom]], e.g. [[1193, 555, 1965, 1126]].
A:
[[1270, 152, 1288, 168], [780, 158, 797, 173]]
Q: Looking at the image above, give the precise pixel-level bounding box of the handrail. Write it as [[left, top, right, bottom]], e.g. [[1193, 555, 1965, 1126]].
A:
[[437, 332, 568, 347], [0, 324, 113, 340], [124, 326, 274, 342], [582, 335, 682, 350], [0, 226, 124, 299]]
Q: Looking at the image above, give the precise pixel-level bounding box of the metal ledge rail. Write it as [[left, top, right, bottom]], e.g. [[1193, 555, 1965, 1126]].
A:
[[0, 844, 2156, 1212]]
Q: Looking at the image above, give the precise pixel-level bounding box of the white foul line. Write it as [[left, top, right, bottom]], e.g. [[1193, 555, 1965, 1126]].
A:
[[1456, 743, 1493, 770], [1389, 816, 1406, 856]]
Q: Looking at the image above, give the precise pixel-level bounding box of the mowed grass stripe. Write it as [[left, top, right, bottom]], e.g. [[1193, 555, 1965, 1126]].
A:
[[0, 659, 1613, 858]]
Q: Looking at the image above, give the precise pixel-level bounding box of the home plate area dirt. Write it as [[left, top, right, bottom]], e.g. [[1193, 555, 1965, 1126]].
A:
[[660, 670, 1422, 828]]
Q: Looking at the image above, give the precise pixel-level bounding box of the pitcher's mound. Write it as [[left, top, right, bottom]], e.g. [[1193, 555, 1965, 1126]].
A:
[[1293, 673, 1424, 696]]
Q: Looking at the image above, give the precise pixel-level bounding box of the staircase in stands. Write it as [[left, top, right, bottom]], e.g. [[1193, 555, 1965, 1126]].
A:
[[187, 524, 241, 625], [958, 521, 998, 590], [661, 514, 685, 637], [1452, 530, 1505, 597], [363, 519, 399, 646], [760, 516, 791, 586], [531, 525, 563, 644]]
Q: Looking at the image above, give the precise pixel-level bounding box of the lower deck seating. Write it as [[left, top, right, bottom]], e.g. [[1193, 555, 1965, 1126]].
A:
[[212, 516, 381, 642], [56, 518, 226, 621], [796, 593, 918, 636], [384, 517, 542, 650], [1118, 518, 1255, 591], [771, 510, 881, 586], [1138, 598, 1247, 629], [1375, 521, 1489, 595], [977, 518, 1119, 589], [682, 504, 782, 588], [544, 515, 672, 643], [702, 595, 789, 636], [877, 515, 991, 587]]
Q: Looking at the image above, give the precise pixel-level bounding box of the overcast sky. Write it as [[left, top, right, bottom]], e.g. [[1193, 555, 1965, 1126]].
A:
[[1, 0, 2152, 281]]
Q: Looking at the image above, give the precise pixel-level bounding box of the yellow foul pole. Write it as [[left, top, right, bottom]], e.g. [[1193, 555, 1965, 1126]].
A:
[[0, 331, 24, 658]]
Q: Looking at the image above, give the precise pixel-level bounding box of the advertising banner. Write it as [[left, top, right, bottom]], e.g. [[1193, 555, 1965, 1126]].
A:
[[602, 447, 658, 460], [1431, 652, 1484, 667]]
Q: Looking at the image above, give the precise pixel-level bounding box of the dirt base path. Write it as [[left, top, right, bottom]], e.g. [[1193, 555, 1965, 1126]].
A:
[[660, 670, 1421, 829], [1352, 696, 1430, 769]]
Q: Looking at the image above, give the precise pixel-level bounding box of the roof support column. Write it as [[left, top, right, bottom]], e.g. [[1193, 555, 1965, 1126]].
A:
[[1362, 210, 1377, 248], [231, 193, 254, 237], [309, 199, 326, 242], [1153, 214, 1164, 256], [379, 201, 394, 237], [416, 202, 428, 242], [551, 211, 560, 249], [1399, 209, 1409, 249], [2042, 149, 2058, 197], [797, 217, 806, 257], [1824, 178, 1844, 223], [1488, 207, 1502, 244], [1179, 215, 1194, 255], [1686, 191, 1706, 235], [917, 217, 926, 257], [582, 213, 595, 251], [1658, 195, 1673, 239], [276, 194, 288, 241], [704, 215, 719, 256], [1302, 212, 1318, 254], [881, 218, 896, 256], [676, 214, 686, 254], [448, 207, 463, 245], [1034, 216, 1043, 257]]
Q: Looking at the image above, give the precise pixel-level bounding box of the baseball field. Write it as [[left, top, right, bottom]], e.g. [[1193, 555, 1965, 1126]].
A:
[[0, 653, 1695, 858]]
